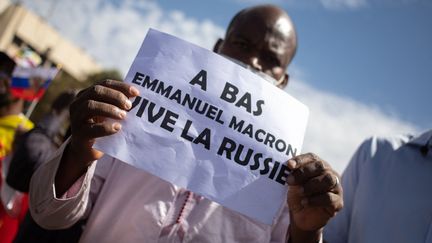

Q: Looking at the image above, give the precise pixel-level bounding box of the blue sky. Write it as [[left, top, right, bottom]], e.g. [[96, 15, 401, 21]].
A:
[[156, 0, 432, 130], [12, 0, 430, 171]]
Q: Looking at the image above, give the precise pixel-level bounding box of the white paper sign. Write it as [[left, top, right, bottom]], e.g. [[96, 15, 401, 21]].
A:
[[94, 29, 309, 225]]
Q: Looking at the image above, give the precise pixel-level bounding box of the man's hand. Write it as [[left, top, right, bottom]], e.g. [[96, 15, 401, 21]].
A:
[[55, 80, 139, 196], [69, 79, 139, 162], [286, 153, 343, 242]]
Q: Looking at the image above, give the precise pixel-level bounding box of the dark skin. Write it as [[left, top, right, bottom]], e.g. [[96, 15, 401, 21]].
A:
[[214, 6, 296, 89], [55, 5, 342, 243], [217, 6, 343, 242]]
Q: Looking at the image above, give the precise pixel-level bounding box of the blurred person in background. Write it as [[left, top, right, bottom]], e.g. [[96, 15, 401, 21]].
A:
[[324, 129, 432, 243], [0, 52, 33, 158], [5, 90, 85, 243], [7, 90, 76, 192], [0, 52, 33, 243], [29, 5, 343, 243]]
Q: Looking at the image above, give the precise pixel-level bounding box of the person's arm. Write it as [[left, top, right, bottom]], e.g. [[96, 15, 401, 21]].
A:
[[285, 153, 344, 243], [29, 139, 98, 229], [287, 222, 322, 243], [323, 138, 373, 243], [54, 79, 139, 196], [29, 79, 140, 229]]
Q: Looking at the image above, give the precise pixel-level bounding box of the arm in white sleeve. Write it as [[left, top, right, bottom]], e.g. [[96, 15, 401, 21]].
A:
[[29, 140, 97, 230], [323, 137, 374, 243]]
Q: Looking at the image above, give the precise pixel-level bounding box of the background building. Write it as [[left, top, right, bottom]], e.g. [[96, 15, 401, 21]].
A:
[[0, 1, 101, 81], [0, 0, 117, 122]]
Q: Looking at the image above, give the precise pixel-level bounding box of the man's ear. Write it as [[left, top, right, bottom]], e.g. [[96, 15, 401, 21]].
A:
[[276, 73, 289, 89], [213, 38, 224, 53]]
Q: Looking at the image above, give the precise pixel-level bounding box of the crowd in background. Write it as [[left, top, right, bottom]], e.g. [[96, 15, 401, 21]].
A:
[[0, 4, 430, 243]]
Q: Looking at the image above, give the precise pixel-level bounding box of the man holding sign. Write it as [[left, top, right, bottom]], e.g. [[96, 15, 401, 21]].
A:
[[30, 5, 342, 243]]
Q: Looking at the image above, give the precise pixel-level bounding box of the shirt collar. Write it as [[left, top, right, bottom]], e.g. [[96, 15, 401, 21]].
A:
[[407, 129, 432, 147]]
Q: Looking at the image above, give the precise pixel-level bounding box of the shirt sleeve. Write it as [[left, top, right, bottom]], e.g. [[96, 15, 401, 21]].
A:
[[323, 137, 374, 243], [6, 131, 54, 192], [29, 139, 97, 230], [270, 203, 290, 243]]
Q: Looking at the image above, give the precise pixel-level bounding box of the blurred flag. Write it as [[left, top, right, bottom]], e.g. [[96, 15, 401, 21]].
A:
[[10, 66, 58, 101], [13, 48, 42, 68]]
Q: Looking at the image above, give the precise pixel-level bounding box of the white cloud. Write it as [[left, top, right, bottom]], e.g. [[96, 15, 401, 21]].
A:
[[20, 0, 418, 174], [234, 0, 368, 10], [287, 79, 418, 173], [319, 0, 368, 9], [20, 0, 224, 73]]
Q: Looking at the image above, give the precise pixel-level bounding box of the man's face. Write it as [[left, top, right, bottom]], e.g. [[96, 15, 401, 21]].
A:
[[215, 10, 296, 87]]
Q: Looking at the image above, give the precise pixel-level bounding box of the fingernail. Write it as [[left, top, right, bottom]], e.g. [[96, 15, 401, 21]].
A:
[[125, 99, 132, 109], [287, 174, 295, 184], [113, 123, 122, 131], [130, 86, 139, 96], [287, 159, 297, 170], [118, 109, 127, 119], [301, 198, 308, 206]]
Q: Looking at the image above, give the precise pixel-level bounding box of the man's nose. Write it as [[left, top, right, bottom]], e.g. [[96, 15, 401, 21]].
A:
[[247, 56, 262, 72]]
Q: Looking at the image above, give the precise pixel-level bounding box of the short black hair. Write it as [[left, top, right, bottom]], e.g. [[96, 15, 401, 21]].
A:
[[224, 5, 298, 65], [225, 8, 247, 38], [0, 52, 16, 108], [0, 51, 16, 76]]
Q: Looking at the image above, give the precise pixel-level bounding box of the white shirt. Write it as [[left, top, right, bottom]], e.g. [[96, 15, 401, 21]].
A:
[[324, 130, 432, 243], [29, 141, 291, 243]]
